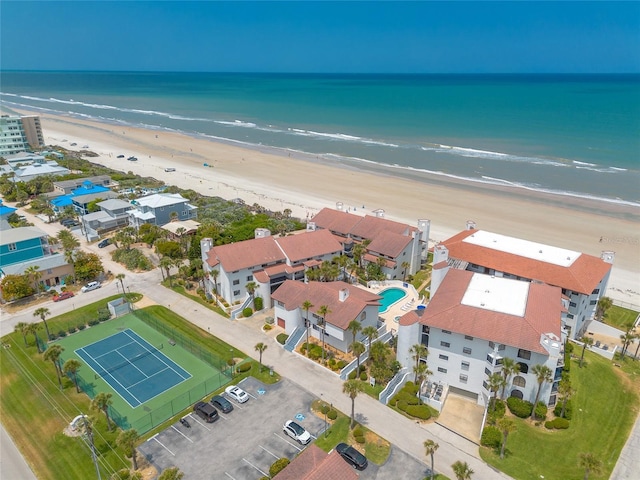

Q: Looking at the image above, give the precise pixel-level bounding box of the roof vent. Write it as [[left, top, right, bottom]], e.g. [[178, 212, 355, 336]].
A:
[[539, 250, 543, 253]]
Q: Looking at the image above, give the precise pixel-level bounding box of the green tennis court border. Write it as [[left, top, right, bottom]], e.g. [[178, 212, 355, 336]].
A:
[[55, 313, 231, 434]]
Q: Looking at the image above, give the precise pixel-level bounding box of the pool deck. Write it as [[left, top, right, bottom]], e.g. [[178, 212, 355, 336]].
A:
[[366, 280, 425, 334]]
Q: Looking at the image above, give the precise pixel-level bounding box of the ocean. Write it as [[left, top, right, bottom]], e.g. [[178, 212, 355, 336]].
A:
[[1, 72, 639, 207]]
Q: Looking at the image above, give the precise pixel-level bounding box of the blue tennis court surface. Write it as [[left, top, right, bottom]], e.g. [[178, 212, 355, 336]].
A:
[[76, 329, 191, 408]]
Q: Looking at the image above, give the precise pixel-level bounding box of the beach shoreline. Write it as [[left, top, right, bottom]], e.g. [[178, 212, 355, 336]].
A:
[[8, 107, 640, 305]]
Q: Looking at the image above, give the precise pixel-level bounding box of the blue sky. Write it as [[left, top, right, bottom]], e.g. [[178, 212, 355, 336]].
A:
[[1, 1, 639, 73]]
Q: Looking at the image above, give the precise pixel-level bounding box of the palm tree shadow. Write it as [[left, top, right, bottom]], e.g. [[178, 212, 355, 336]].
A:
[[354, 412, 368, 426]]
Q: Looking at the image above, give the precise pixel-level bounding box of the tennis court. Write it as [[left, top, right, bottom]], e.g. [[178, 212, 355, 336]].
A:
[[76, 329, 191, 408]]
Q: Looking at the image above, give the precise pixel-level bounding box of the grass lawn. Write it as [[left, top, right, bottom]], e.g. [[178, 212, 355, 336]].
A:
[[603, 305, 638, 331], [480, 350, 639, 480], [166, 283, 229, 317], [311, 400, 391, 465]]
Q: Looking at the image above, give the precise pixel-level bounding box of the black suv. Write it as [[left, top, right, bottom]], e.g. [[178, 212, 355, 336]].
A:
[[336, 443, 368, 470], [210, 395, 234, 413], [193, 401, 219, 423]]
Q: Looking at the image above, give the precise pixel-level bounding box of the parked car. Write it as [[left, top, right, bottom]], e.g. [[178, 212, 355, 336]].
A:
[[225, 385, 249, 403], [283, 420, 311, 445], [210, 395, 234, 413], [117, 154, 125, 158], [127, 156, 138, 161], [81, 281, 101, 293], [193, 401, 219, 423], [164, 167, 176, 172], [53, 291, 74, 302], [97, 239, 111, 248], [336, 443, 368, 470]]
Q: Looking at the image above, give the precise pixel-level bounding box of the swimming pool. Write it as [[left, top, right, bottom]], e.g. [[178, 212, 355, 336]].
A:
[[378, 287, 407, 313]]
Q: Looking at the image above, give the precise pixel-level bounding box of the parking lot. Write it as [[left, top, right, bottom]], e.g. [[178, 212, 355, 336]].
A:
[[138, 376, 428, 479]]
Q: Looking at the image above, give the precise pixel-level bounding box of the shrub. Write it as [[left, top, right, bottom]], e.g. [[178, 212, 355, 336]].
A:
[[78, 324, 86, 330], [242, 307, 253, 318], [68, 326, 77, 334], [319, 404, 330, 415], [253, 296, 263, 311], [112, 248, 153, 271], [236, 362, 252, 373], [488, 400, 506, 424], [327, 410, 338, 420], [97, 309, 111, 322], [300, 343, 307, 353], [507, 397, 533, 418], [57, 330, 67, 338], [534, 402, 548, 420], [269, 458, 290, 477], [328, 358, 336, 368], [355, 435, 366, 444], [352, 425, 363, 437], [88, 319, 100, 327], [336, 360, 347, 369], [276, 333, 289, 345], [481, 426, 502, 448], [405, 404, 431, 420], [359, 371, 368, 381], [404, 382, 419, 395], [545, 418, 570, 430], [348, 369, 358, 380], [263, 324, 273, 331], [554, 400, 573, 420], [397, 400, 408, 412]]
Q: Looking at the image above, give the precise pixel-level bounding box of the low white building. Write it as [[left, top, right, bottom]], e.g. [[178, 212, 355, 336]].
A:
[[397, 269, 565, 408]]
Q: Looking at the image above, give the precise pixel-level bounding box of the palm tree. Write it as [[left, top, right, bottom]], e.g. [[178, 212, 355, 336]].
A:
[[14, 321, 29, 346], [63, 358, 82, 393], [497, 417, 516, 459], [210, 268, 219, 294], [317, 305, 331, 365], [255, 342, 267, 372], [33, 307, 52, 341], [451, 460, 474, 480], [410, 343, 429, 383], [423, 439, 439, 480], [558, 376, 574, 419], [620, 331, 635, 358], [116, 273, 126, 298], [596, 296, 613, 321], [116, 429, 140, 471], [24, 265, 42, 294], [245, 281, 257, 297], [25, 323, 42, 352], [362, 325, 379, 363], [487, 373, 506, 412], [43, 344, 65, 388], [531, 364, 553, 419], [302, 300, 313, 356], [160, 257, 175, 287], [158, 467, 184, 480], [343, 379, 364, 429], [347, 320, 362, 347], [92, 392, 114, 431], [500, 358, 520, 399], [578, 452, 603, 480], [401, 261, 411, 281], [414, 361, 432, 391], [579, 336, 593, 367], [351, 341, 365, 375]]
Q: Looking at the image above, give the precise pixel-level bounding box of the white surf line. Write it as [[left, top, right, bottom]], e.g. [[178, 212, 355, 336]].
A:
[[242, 458, 269, 477], [152, 436, 175, 455], [224, 473, 237, 480], [273, 433, 303, 452], [171, 425, 194, 443], [259, 445, 280, 460]]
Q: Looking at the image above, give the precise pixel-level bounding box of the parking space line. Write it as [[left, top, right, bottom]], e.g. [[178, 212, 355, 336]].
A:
[[224, 395, 244, 409], [273, 432, 303, 452], [224, 473, 236, 480], [171, 425, 194, 443], [242, 458, 269, 477], [259, 445, 280, 460], [190, 415, 212, 431], [152, 436, 175, 456]]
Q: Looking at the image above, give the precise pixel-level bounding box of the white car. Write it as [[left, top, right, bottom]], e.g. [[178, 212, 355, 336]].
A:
[[283, 420, 311, 445], [81, 281, 101, 293], [224, 385, 249, 403]]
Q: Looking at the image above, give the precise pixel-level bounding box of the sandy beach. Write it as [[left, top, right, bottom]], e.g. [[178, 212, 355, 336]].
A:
[[10, 109, 640, 305]]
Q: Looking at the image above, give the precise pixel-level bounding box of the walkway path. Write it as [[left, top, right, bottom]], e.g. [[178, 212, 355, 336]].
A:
[[0, 423, 38, 480]]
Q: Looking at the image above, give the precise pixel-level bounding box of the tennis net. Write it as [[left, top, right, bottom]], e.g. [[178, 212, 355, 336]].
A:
[[94, 343, 163, 379]]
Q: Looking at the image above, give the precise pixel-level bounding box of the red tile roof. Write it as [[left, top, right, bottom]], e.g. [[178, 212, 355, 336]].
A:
[[364, 253, 396, 269], [310, 208, 363, 234], [311, 207, 417, 241], [366, 230, 413, 258], [206, 236, 285, 272], [275, 444, 358, 480], [400, 269, 562, 354], [441, 230, 611, 295], [276, 229, 343, 263], [272, 280, 381, 330]]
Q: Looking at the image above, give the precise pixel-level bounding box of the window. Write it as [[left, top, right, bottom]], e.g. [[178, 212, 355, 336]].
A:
[[463, 347, 472, 355], [232, 279, 240, 285], [592, 288, 600, 294], [8, 243, 16, 251], [438, 354, 449, 361], [484, 367, 492, 376], [440, 341, 450, 348], [459, 374, 468, 383], [513, 376, 526, 388], [47, 269, 52, 274], [498, 344, 506, 351], [517, 349, 531, 360], [517, 362, 529, 374], [589, 300, 597, 305], [442, 329, 451, 334], [247, 276, 252, 281], [461, 361, 470, 371], [464, 335, 474, 341], [569, 301, 577, 308], [360, 312, 366, 320], [437, 367, 447, 373], [233, 290, 240, 296]]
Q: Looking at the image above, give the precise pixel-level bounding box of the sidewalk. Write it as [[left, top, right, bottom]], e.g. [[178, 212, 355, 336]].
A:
[[135, 283, 512, 480]]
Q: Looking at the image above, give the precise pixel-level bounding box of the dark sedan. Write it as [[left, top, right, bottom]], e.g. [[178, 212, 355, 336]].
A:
[[336, 443, 368, 470], [210, 395, 234, 414]]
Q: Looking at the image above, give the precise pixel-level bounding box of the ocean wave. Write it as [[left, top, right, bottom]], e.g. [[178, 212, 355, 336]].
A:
[[573, 160, 597, 167], [287, 128, 399, 147], [215, 119, 257, 128]]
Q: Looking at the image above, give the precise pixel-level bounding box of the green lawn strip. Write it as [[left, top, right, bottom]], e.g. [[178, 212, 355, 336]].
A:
[[43, 294, 126, 333], [54, 313, 228, 434], [480, 351, 639, 480], [604, 305, 638, 330], [168, 284, 229, 317], [0, 335, 129, 480]]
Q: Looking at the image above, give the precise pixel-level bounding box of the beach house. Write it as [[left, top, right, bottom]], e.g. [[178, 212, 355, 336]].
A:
[[271, 280, 381, 353], [81, 199, 134, 241], [436, 223, 614, 340], [128, 193, 197, 229], [201, 228, 343, 309], [308, 205, 430, 281], [49, 180, 114, 215], [396, 268, 565, 409]]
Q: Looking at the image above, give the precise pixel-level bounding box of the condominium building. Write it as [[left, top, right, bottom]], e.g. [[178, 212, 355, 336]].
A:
[[0, 115, 44, 156]]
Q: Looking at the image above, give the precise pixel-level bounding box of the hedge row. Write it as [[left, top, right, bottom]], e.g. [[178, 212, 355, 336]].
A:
[[507, 397, 534, 418], [545, 418, 570, 429]]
